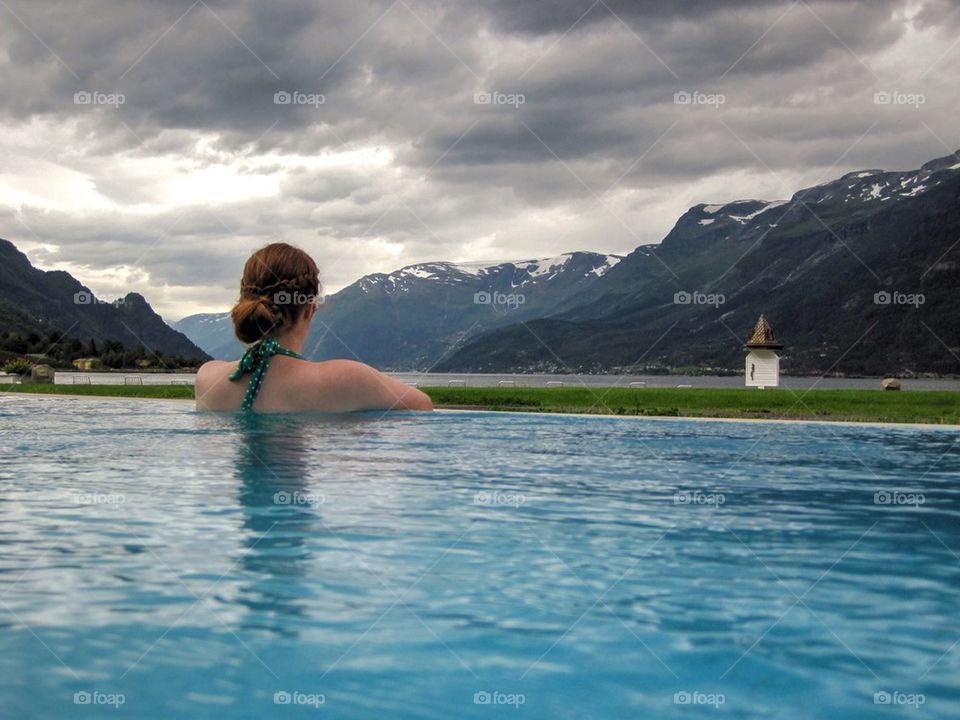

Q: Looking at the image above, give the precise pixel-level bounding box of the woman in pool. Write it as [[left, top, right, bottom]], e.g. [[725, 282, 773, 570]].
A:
[[196, 242, 433, 413]]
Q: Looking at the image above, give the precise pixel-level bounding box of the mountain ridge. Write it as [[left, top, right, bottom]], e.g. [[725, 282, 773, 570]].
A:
[[175, 251, 624, 364], [437, 149, 960, 375], [175, 149, 960, 375], [0, 238, 209, 363]]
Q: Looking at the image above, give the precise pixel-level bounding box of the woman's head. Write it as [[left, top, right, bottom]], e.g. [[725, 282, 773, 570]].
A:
[[231, 243, 321, 344]]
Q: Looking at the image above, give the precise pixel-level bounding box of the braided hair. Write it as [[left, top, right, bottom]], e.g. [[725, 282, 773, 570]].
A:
[[231, 243, 321, 344]]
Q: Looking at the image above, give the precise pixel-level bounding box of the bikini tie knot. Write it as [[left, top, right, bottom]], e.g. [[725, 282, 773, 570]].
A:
[[229, 338, 305, 411]]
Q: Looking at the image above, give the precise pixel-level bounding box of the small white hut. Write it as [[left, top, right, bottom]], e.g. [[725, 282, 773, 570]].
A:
[[744, 314, 783, 389]]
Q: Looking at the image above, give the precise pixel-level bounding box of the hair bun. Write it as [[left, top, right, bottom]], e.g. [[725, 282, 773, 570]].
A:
[[231, 295, 284, 345]]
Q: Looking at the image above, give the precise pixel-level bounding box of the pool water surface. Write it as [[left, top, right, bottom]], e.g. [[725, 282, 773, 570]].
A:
[[0, 396, 958, 718]]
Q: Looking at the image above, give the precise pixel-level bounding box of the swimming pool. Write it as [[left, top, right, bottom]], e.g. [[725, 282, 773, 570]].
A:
[[1, 396, 958, 718]]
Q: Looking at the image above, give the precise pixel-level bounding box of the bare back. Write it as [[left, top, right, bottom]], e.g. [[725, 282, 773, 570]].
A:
[[195, 356, 432, 413]]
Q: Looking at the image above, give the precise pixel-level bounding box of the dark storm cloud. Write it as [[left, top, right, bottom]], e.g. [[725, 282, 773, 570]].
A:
[[481, 0, 805, 33], [0, 0, 910, 153], [0, 0, 956, 317]]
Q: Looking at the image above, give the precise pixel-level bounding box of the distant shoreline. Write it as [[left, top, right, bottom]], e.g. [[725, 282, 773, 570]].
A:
[[6, 384, 960, 426], [7, 389, 960, 430], [7, 370, 960, 393]]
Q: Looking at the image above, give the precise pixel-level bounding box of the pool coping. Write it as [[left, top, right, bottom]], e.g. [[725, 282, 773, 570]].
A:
[[436, 408, 960, 430], [8, 391, 960, 430]]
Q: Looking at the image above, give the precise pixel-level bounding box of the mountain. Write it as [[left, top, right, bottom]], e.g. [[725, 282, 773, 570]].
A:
[[170, 312, 239, 361], [175, 252, 623, 367], [174, 150, 960, 376], [0, 238, 209, 361], [436, 151, 960, 375]]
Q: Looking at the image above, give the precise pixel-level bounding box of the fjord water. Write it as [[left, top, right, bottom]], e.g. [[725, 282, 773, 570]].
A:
[[1, 397, 958, 719], [46, 370, 960, 391]]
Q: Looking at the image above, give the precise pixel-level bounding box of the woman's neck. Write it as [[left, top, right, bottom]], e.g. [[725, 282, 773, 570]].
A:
[[275, 328, 305, 355]]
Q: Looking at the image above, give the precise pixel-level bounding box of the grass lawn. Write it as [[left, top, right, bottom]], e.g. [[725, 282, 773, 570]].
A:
[[5, 383, 960, 424], [425, 386, 960, 424], [3, 384, 195, 400]]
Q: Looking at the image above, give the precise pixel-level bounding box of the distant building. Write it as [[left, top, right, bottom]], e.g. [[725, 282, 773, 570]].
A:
[[744, 315, 783, 388], [72, 357, 103, 371]]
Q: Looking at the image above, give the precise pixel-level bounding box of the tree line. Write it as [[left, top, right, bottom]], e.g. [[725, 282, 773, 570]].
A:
[[0, 329, 203, 371]]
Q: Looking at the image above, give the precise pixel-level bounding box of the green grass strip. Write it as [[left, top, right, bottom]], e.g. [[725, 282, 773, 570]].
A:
[[3, 384, 195, 399], [423, 386, 960, 425], [5, 383, 959, 424]]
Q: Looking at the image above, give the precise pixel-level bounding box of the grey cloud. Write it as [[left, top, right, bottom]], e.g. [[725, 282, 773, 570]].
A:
[[0, 0, 957, 318], [480, 0, 905, 34]]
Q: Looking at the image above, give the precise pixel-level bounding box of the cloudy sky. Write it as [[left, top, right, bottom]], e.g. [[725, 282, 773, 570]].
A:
[[1, 0, 958, 320]]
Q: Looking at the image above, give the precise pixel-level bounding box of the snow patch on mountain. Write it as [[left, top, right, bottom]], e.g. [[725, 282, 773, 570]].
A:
[[589, 255, 621, 276], [835, 156, 960, 205], [695, 199, 789, 225], [516, 253, 622, 281], [172, 312, 232, 330], [356, 252, 623, 294], [729, 199, 789, 223], [403, 267, 437, 279], [521, 255, 572, 279]]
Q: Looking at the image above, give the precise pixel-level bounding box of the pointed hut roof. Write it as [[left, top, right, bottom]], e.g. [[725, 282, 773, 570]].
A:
[[745, 314, 783, 349]]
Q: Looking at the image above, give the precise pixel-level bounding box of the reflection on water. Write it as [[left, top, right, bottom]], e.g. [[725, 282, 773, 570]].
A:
[[233, 415, 318, 636], [229, 412, 420, 636]]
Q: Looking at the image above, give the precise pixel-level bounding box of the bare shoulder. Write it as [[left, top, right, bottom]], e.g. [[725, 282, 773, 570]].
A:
[[197, 359, 235, 381], [195, 360, 238, 392], [313, 358, 377, 380], [310, 359, 433, 411], [194, 360, 242, 411]]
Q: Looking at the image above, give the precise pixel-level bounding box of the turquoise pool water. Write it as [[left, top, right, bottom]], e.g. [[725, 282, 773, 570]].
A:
[[1, 396, 958, 718]]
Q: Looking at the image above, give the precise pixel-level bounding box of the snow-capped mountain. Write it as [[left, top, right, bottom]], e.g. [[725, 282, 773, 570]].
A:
[[439, 149, 960, 375], [658, 153, 960, 255], [175, 251, 623, 366], [357, 253, 621, 294]]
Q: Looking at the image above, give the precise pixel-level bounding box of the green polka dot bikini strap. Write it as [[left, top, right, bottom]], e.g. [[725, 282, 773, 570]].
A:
[[228, 338, 305, 411]]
